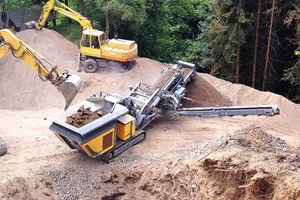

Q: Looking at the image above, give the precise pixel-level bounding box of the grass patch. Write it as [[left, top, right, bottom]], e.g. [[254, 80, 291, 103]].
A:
[[50, 21, 82, 46]]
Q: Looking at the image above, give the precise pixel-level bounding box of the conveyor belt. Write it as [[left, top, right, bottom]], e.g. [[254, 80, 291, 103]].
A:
[[173, 105, 280, 117], [146, 62, 195, 96], [146, 68, 179, 96]]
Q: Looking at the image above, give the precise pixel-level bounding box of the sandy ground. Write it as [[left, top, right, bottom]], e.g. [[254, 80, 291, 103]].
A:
[[0, 29, 299, 199]]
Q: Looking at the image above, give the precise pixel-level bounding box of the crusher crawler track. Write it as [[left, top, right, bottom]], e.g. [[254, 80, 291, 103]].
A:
[[100, 130, 146, 162]]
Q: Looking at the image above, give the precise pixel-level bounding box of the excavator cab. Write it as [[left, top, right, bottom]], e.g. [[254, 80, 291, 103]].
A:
[[79, 29, 137, 73], [80, 29, 106, 58]]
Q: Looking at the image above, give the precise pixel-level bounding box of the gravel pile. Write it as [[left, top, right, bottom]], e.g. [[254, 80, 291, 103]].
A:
[[38, 167, 100, 200]]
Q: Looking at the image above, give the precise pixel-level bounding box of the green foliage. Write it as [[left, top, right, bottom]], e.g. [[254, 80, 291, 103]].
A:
[[134, 0, 170, 61], [282, 4, 300, 102], [93, 0, 146, 38], [51, 19, 82, 45], [183, 1, 213, 71], [210, 0, 251, 80], [136, 0, 213, 65], [0, 2, 4, 15]]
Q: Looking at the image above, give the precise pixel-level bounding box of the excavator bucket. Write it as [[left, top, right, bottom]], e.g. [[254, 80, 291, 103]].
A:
[[57, 74, 83, 110]]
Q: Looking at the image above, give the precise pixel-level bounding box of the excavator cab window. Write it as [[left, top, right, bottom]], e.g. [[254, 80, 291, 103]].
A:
[[81, 34, 90, 47], [99, 34, 106, 46], [91, 35, 100, 49]]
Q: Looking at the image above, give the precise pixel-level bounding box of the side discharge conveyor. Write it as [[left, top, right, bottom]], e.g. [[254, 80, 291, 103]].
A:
[[172, 105, 280, 117]]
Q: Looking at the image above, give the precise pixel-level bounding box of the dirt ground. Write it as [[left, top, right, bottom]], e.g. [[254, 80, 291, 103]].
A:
[[0, 29, 300, 200]]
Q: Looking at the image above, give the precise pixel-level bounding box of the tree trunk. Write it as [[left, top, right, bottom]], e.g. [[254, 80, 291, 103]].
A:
[[5, 0, 10, 28], [105, 11, 110, 37], [78, 0, 84, 15], [262, 0, 276, 91], [21, 0, 28, 28], [236, 44, 240, 83], [235, 22, 241, 83], [252, 0, 261, 88]]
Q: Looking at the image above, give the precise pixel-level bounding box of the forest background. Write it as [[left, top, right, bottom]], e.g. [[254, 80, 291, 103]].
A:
[[0, 0, 299, 102]]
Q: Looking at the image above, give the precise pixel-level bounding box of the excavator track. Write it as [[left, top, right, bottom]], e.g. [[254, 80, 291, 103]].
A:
[[100, 130, 146, 162], [0, 136, 7, 156]]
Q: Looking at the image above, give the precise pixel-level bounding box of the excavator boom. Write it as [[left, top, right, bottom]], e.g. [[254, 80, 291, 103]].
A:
[[0, 29, 82, 110], [34, 0, 93, 30]]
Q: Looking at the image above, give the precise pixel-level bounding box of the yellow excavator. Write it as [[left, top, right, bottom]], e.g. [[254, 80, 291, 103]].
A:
[[32, 0, 138, 73], [0, 29, 83, 156]]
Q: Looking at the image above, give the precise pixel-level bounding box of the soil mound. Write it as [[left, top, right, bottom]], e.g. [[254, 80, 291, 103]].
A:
[[183, 75, 233, 107], [1, 176, 56, 199], [0, 28, 231, 110], [93, 126, 299, 200], [2, 126, 297, 200], [199, 73, 300, 136]]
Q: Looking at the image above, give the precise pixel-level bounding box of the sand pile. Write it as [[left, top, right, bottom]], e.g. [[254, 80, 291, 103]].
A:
[[0, 28, 231, 110], [199, 73, 300, 135]]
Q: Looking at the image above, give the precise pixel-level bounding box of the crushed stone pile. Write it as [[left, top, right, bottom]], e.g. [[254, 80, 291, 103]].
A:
[[66, 105, 107, 128]]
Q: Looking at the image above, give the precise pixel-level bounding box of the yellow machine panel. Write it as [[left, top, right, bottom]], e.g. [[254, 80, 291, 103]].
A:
[[107, 39, 136, 50], [80, 128, 115, 158], [117, 114, 136, 141], [102, 45, 138, 62]]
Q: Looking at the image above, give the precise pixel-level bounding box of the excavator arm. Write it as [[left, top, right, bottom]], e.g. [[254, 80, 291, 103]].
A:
[[34, 0, 93, 30], [0, 29, 82, 110]]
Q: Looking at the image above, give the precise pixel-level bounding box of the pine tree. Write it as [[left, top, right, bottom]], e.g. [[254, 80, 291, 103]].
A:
[[210, 0, 249, 83], [262, 0, 276, 91]]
